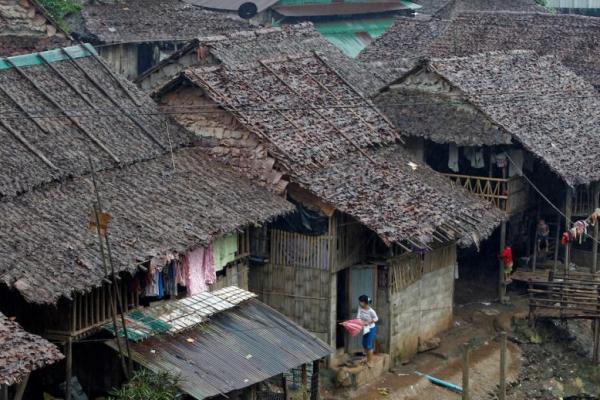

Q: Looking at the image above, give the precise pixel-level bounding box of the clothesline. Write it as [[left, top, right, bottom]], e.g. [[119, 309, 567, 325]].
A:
[[505, 152, 600, 247]]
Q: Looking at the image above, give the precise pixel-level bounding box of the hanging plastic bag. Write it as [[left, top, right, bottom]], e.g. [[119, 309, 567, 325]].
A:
[[340, 319, 364, 337]]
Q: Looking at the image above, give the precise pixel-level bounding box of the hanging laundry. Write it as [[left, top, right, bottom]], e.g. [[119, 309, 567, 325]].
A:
[[204, 245, 216, 285], [574, 220, 589, 244], [213, 234, 238, 272], [163, 259, 178, 298], [448, 144, 459, 172], [507, 149, 524, 177], [561, 231, 572, 245], [464, 147, 485, 169], [184, 247, 209, 295], [495, 152, 508, 169], [591, 208, 600, 227]]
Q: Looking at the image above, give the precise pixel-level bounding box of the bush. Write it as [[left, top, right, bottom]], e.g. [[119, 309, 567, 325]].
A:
[[109, 369, 184, 400], [37, 0, 82, 31]]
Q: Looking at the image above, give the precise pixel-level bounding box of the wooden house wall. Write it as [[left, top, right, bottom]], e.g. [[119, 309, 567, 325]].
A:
[[139, 49, 217, 92], [378, 243, 457, 365], [99, 44, 140, 81], [249, 227, 332, 343]]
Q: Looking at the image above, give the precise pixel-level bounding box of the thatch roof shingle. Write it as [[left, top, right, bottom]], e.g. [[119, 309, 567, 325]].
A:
[[359, 12, 600, 89], [377, 51, 600, 186], [138, 23, 387, 97], [70, 0, 252, 44], [168, 53, 504, 248], [431, 0, 545, 19], [0, 312, 63, 386], [0, 44, 191, 199], [0, 147, 293, 304], [0, 0, 71, 56]]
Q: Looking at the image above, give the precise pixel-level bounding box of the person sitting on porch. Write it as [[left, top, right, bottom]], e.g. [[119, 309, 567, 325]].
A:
[[536, 219, 550, 258], [357, 295, 378, 367], [500, 245, 514, 284]]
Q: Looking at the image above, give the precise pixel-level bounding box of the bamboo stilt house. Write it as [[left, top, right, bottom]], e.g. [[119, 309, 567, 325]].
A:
[[67, 0, 254, 80], [153, 51, 504, 364], [0, 44, 293, 396], [373, 50, 600, 275]]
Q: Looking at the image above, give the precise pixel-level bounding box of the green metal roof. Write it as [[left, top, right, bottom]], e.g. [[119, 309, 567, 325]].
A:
[[315, 17, 396, 57], [0, 44, 97, 71]]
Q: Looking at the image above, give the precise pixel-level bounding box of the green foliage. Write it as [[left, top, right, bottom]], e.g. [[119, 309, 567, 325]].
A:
[[37, 0, 82, 31], [109, 370, 184, 400]]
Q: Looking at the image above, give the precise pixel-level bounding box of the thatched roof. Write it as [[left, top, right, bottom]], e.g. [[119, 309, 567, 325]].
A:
[[165, 53, 504, 248], [0, 44, 292, 304], [138, 23, 387, 97], [377, 51, 600, 186], [0, 147, 293, 304], [431, 0, 545, 19], [0, 0, 71, 56], [69, 0, 252, 44], [0, 312, 63, 386], [359, 12, 600, 89], [0, 44, 191, 200]]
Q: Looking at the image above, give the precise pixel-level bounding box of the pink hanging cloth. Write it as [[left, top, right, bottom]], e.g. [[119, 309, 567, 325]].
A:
[[185, 247, 208, 295], [203, 244, 216, 285]]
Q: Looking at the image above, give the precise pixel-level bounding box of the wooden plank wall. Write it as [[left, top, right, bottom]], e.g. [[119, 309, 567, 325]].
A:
[[333, 213, 367, 273], [270, 229, 330, 270]]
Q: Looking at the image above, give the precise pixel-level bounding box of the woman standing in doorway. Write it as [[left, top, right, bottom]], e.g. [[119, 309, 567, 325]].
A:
[[357, 295, 378, 367]]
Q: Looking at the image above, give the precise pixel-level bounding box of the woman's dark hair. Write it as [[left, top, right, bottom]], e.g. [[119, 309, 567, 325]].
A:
[[358, 295, 370, 304]]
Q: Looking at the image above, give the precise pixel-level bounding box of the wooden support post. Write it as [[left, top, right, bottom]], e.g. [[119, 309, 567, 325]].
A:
[[499, 221, 507, 303], [499, 332, 507, 400], [462, 345, 470, 400], [282, 374, 289, 400], [65, 337, 73, 400], [594, 284, 600, 364], [532, 231, 538, 272], [553, 213, 561, 274], [301, 364, 308, 400], [311, 360, 320, 400], [1, 384, 7, 400], [13, 373, 30, 400], [565, 187, 573, 274], [592, 183, 599, 274]]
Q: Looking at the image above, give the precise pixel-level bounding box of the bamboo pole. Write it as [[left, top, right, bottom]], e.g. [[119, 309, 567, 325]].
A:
[[65, 337, 72, 400], [13, 373, 30, 400], [553, 213, 561, 274], [462, 345, 470, 400], [499, 332, 507, 400], [565, 187, 573, 274], [302, 364, 308, 400], [499, 221, 507, 303], [592, 183, 599, 274], [89, 157, 131, 378]]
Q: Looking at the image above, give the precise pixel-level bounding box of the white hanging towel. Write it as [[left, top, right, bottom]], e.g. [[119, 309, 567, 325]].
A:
[[464, 147, 485, 169], [448, 144, 459, 172]]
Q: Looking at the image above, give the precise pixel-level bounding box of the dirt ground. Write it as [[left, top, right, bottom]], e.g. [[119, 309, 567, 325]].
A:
[[322, 279, 600, 400]]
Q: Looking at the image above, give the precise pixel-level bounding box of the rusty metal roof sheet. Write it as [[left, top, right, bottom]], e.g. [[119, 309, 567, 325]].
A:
[[0, 312, 63, 386], [108, 298, 330, 399]]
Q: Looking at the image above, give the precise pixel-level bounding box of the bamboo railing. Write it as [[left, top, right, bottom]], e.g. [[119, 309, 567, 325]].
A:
[[443, 173, 528, 214]]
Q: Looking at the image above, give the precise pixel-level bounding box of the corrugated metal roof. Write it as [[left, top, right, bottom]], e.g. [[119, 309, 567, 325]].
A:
[[108, 299, 330, 399], [104, 287, 257, 341], [315, 18, 395, 57], [184, 0, 279, 12], [272, 1, 420, 16]]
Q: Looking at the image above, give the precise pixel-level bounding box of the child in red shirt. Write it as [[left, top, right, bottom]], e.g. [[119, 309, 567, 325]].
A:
[[500, 246, 513, 284]]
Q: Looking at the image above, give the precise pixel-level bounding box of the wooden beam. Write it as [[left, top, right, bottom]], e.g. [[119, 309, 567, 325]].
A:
[[498, 221, 507, 303], [13, 373, 30, 400], [65, 337, 72, 400], [565, 187, 573, 274]]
